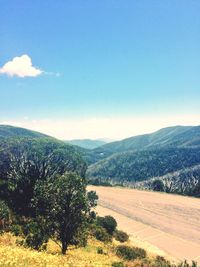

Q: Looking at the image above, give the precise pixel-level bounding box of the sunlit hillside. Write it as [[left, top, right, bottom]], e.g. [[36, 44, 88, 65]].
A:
[[0, 233, 121, 267]]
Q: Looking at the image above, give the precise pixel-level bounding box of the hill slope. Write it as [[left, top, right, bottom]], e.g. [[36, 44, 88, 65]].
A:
[[65, 139, 107, 149], [0, 125, 50, 139], [90, 126, 200, 162], [87, 147, 200, 183], [87, 125, 200, 196]]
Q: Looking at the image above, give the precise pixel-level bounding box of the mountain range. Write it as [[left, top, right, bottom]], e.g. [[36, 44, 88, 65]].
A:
[[0, 124, 199, 196]]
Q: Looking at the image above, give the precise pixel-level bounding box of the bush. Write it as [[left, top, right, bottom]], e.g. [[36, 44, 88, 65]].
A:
[[153, 256, 171, 267], [23, 219, 49, 250], [10, 224, 22, 236], [112, 262, 125, 267], [97, 247, 104, 254], [93, 226, 112, 242], [116, 245, 147, 260], [152, 180, 165, 192], [114, 230, 129, 243], [0, 200, 10, 232], [96, 216, 117, 235]]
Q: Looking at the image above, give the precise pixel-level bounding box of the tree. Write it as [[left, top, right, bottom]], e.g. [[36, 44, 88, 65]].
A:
[[33, 172, 98, 254], [0, 137, 86, 217], [0, 200, 10, 232], [152, 179, 165, 192]]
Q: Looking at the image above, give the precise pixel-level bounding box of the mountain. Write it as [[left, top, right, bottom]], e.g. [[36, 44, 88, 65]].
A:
[[88, 125, 200, 163], [87, 147, 200, 182], [0, 125, 50, 139], [65, 139, 107, 149], [87, 125, 200, 196]]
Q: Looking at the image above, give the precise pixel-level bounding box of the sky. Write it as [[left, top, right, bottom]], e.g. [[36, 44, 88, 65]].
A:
[[0, 1, 200, 140]]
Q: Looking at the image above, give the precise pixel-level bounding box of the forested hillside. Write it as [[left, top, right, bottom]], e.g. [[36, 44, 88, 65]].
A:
[[87, 147, 200, 183], [0, 125, 50, 139], [86, 125, 200, 196], [137, 164, 200, 197], [89, 126, 200, 163]]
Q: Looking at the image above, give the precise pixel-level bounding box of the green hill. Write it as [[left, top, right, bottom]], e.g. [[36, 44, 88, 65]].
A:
[[90, 126, 200, 163], [87, 125, 200, 196], [0, 125, 50, 139], [87, 147, 200, 183]]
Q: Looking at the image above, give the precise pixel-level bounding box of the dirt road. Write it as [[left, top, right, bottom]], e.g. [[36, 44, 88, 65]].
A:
[[88, 186, 200, 264]]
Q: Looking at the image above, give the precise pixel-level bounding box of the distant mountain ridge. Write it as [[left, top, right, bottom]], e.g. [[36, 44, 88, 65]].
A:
[[91, 125, 200, 159], [65, 139, 107, 149], [0, 125, 50, 139]]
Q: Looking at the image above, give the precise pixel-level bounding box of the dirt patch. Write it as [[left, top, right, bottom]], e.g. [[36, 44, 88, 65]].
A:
[[89, 186, 200, 264]]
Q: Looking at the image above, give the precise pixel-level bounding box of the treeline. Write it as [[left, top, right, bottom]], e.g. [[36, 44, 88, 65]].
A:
[[142, 165, 200, 197]]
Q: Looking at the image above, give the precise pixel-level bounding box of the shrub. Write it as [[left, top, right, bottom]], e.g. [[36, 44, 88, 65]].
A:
[[114, 230, 129, 243], [97, 247, 104, 254], [96, 215, 117, 235], [116, 245, 147, 260], [23, 219, 49, 250], [153, 256, 171, 267], [93, 226, 112, 242], [0, 200, 10, 232], [112, 262, 125, 267], [10, 224, 22, 236], [152, 180, 165, 192]]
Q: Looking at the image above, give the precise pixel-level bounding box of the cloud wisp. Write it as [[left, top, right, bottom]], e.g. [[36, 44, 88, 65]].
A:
[[0, 55, 42, 78]]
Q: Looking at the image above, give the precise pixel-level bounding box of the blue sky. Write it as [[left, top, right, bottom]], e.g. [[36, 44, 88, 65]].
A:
[[0, 1, 200, 139]]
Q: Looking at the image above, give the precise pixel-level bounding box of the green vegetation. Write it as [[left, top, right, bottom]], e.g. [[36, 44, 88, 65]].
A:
[[114, 230, 129, 243], [116, 245, 147, 260], [0, 125, 199, 266], [111, 262, 125, 267], [87, 147, 200, 183], [85, 125, 200, 197], [0, 125, 50, 139], [0, 136, 98, 254], [96, 216, 117, 235]]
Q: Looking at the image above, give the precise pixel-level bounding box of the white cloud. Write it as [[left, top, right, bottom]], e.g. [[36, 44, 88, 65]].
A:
[[0, 114, 199, 140], [0, 55, 42, 77]]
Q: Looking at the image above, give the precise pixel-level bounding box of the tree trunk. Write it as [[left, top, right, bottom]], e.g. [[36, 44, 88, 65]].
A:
[[61, 241, 68, 255]]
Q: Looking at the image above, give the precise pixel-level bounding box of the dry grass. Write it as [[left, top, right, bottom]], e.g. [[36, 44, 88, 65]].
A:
[[0, 233, 122, 267]]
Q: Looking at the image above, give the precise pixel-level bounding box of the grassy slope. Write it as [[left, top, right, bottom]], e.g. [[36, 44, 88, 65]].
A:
[[0, 233, 121, 267]]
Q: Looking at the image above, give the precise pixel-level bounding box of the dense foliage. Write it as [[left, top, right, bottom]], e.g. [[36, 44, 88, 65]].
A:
[[96, 216, 117, 235], [143, 164, 200, 196], [0, 136, 99, 254], [114, 230, 129, 243], [86, 125, 200, 164], [84, 126, 200, 196], [32, 172, 98, 254], [87, 147, 200, 184], [0, 137, 86, 217], [116, 245, 147, 260]]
